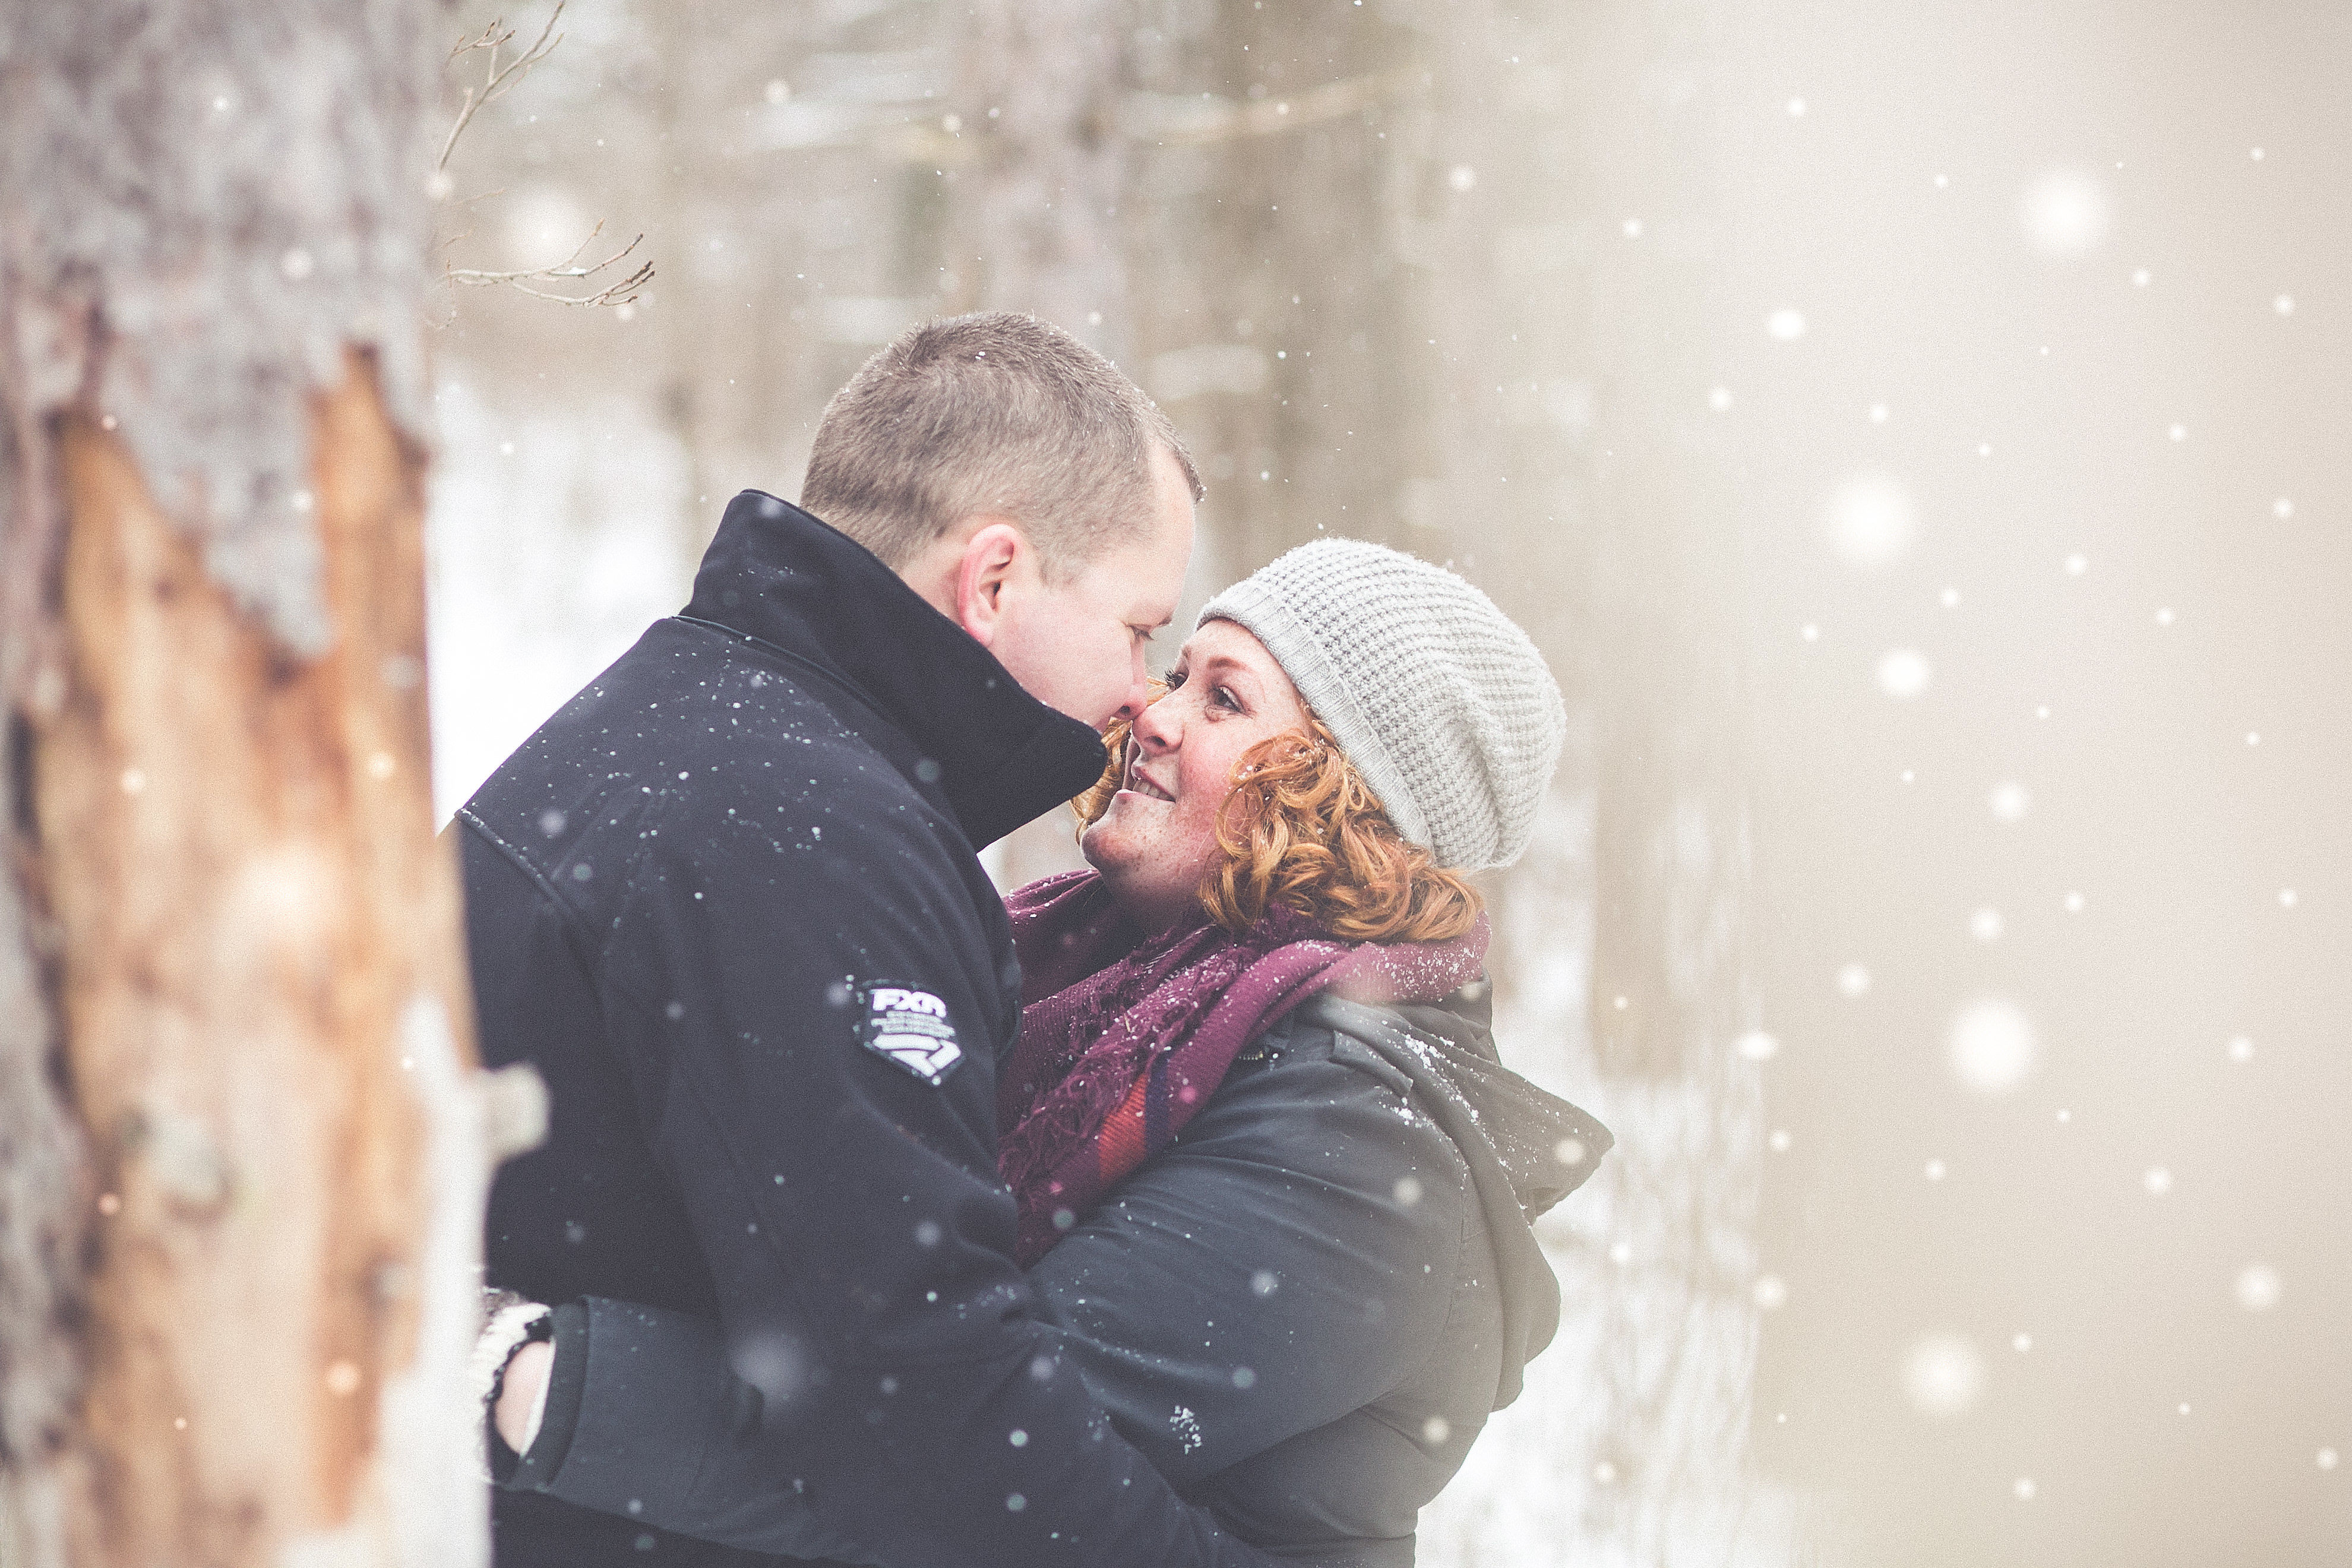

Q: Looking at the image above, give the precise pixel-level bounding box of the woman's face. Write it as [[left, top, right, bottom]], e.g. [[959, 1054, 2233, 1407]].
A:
[[1081, 618, 1312, 934]]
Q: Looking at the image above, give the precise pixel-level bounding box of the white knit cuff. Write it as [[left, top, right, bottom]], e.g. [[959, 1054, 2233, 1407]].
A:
[[472, 1289, 553, 1474]]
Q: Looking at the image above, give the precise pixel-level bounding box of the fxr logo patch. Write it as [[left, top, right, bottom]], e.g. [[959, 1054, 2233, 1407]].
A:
[[855, 981, 964, 1086]]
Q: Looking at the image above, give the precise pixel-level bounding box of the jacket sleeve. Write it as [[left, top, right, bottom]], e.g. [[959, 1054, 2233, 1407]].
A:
[[1025, 1035, 1472, 1487], [510, 1027, 1470, 1548], [507, 789, 1276, 1568]]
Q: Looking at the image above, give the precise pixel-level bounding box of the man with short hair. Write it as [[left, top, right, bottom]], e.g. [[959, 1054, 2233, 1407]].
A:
[[459, 313, 1266, 1566], [796, 312, 1196, 729]]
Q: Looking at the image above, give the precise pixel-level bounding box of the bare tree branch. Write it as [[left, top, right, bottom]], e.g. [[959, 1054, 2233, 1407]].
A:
[[431, 5, 650, 311], [878, 66, 1430, 170], [446, 222, 652, 308], [1120, 67, 1427, 149], [447, 15, 510, 64], [438, 2, 567, 173]]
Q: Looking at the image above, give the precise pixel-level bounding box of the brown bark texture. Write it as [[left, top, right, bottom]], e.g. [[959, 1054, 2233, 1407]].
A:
[[0, 3, 515, 1565], [30, 359, 484, 1567]]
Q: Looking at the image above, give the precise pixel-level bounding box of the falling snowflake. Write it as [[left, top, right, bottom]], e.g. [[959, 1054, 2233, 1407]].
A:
[[1876, 648, 1932, 699], [1949, 997, 2037, 1095], [2234, 1264, 2283, 1311], [1902, 1333, 1986, 1418], [2021, 169, 2109, 254]]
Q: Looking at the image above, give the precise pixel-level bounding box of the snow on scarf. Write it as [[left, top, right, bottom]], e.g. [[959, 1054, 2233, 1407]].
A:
[[996, 869, 1488, 1266]]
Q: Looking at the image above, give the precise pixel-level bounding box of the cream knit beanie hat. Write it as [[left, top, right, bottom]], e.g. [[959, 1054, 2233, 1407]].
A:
[[1197, 539, 1565, 870]]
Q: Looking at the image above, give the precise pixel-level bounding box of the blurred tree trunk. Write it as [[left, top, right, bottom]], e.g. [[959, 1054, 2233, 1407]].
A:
[[954, 0, 1130, 361], [0, 4, 527, 1565], [952, 0, 1133, 889], [1560, 0, 1769, 1557], [641, 0, 724, 558]]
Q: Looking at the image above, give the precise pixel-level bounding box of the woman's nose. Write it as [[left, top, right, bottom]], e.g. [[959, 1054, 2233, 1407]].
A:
[[1131, 692, 1180, 752]]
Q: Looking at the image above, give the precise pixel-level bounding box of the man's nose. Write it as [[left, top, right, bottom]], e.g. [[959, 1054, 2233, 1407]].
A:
[[1112, 646, 1152, 727]]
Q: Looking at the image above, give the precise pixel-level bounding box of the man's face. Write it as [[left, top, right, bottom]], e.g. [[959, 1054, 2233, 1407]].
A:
[[988, 444, 1196, 731]]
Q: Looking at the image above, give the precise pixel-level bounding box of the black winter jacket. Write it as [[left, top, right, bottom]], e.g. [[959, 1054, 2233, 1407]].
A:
[[501, 988, 1610, 1566], [459, 492, 1282, 1568]]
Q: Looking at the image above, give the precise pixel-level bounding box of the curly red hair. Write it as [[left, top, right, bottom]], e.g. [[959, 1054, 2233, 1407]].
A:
[[1073, 696, 1482, 944]]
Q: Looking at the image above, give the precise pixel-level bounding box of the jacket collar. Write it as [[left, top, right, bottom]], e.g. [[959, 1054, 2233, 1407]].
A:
[[682, 490, 1109, 849]]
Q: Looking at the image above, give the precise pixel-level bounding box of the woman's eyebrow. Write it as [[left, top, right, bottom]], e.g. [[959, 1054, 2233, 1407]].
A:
[[1196, 654, 1258, 690]]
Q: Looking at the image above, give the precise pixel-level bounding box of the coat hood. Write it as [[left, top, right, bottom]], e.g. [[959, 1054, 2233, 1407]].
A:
[[1298, 988, 1610, 1411]]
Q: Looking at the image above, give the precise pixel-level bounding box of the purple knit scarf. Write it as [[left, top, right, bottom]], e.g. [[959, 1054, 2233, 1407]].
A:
[[995, 870, 1488, 1266]]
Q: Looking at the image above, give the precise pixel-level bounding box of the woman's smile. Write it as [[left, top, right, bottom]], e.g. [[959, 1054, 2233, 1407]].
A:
[[1082, 618, 1313, 932], [1121, 755, 1176, 802]]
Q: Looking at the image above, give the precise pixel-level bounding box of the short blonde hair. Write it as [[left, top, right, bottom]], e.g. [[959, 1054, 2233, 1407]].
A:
[[801, 312, 1200, 579], [1074, 702, 1482, 944]]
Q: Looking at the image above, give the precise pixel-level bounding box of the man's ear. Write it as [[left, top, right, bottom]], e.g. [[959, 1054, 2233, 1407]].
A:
[[950, 519, 1026, 647]]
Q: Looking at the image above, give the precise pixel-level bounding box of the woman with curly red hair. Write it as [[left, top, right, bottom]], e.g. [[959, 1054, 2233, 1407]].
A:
[[487, 540, 1609, 1567]]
